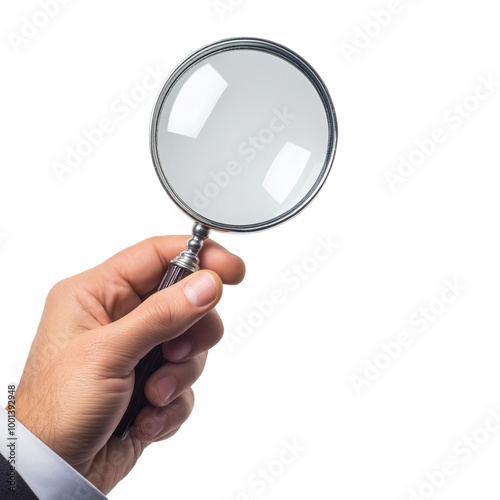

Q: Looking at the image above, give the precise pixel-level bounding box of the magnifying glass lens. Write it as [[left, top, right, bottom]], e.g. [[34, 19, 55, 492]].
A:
[[155, 48, 332, 228]]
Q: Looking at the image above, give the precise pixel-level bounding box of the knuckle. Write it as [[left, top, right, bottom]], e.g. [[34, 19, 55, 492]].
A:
[[47, 278, 71, 299], [144, 294, 178, 330], [192, 353, 207, 379], [177, 390, 195, 422], [207, 309, 224, 344], [214, 315, 224, 342], [47, 278, 82, 308]]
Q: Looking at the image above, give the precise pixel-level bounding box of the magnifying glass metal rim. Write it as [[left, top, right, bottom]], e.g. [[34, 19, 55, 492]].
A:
[[150, 36, 338, 233]]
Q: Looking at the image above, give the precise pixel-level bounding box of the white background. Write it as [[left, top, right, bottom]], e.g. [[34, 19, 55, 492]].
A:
[[1, 1, 500, 499]]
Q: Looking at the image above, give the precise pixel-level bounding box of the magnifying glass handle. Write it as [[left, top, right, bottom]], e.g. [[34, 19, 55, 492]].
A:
[[113, 224, 210, 440], [112, 263, 191, 440]]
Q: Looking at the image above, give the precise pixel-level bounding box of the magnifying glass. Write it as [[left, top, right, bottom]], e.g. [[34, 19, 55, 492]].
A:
[[113, 37, 338, 439]]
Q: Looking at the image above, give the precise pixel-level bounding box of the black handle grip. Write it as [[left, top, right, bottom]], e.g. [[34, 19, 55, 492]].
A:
[[113, 263, 192, 440]]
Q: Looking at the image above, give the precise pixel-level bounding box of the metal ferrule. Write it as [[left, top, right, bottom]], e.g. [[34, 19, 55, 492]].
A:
[[171, 223, 211, 273]]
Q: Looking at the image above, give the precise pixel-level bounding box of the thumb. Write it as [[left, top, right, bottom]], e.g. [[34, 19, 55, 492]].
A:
[[97, 270, 222, 371]]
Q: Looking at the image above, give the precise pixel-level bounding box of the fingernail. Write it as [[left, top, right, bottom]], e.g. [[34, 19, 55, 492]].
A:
[[184, 272, 217, 307], [167, 336, 192, 362], [156, 375, 177, 405]]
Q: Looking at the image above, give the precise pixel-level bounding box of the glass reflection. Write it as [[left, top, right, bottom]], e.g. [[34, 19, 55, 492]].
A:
[[263, 142, 311, 203], [167, 64, 228, 139]]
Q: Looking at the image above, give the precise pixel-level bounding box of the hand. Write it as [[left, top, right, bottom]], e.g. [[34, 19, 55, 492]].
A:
[[13, 236, 245, 494]]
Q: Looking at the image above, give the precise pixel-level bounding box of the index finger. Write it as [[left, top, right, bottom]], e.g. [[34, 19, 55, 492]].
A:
[[95, 235, 245, 297]]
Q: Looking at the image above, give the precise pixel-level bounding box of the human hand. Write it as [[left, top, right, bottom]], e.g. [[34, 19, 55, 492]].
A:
[[13, 236, 245, 494]]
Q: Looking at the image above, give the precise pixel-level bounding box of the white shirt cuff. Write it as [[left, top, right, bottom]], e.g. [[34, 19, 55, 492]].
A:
[[0, 406, 107, 500]]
